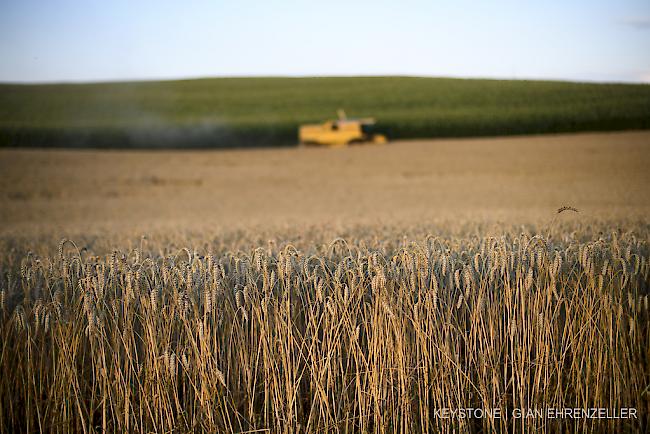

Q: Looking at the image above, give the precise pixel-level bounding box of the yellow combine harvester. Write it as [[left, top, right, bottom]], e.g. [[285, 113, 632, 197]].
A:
[[298, 110, 387, 147]]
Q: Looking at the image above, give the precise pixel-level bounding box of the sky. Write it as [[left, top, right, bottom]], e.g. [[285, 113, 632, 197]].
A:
[[0, 0, 649, 83]]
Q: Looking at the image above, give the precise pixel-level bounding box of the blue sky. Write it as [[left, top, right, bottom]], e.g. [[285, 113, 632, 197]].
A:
[[1, 0, 649, 83]]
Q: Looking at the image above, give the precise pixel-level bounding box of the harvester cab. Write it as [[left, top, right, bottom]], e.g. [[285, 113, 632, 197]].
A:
[[298, 110, 387, 147]]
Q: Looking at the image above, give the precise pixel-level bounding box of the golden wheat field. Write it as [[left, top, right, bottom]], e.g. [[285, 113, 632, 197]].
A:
[[1, 131, 649, 432]]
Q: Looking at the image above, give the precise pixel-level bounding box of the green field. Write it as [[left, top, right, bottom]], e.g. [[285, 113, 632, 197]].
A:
[[1, 76, 649, 148]]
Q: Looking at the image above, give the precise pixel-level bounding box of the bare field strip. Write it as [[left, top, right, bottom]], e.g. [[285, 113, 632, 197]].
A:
[[1, 130, 649, 239]]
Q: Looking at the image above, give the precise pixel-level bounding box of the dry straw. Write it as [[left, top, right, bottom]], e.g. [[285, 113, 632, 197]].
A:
[[0, 220, 647, 433]]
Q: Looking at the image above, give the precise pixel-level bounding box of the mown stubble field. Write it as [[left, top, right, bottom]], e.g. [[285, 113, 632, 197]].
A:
[[1, 131, 649, 239]]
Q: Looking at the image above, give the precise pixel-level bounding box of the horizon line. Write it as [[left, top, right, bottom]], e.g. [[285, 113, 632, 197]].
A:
[[1, 73, 649, 86]]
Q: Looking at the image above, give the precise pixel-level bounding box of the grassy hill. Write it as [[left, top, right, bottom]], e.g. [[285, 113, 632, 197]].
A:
[[1, 76, 649, 148]]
